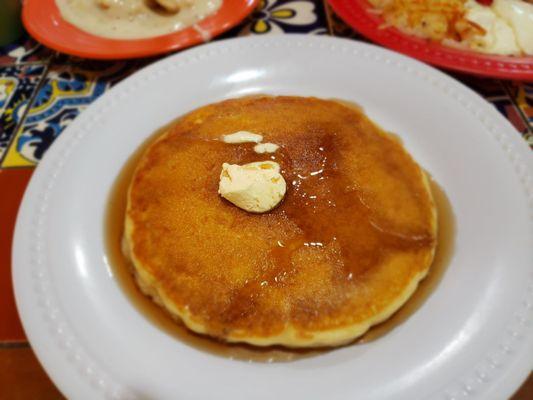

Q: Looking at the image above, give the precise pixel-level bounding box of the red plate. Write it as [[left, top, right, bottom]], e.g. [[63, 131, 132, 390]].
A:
[[23, 0, 258, 59], [328, 0, 533, 81]]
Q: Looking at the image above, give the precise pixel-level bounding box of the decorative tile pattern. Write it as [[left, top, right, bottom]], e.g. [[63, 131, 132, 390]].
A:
[[1, 60, 143, 168], [0, 32, 52, 66], [239, 0, 328, 35], [0, 65, 46, 162], [506, 82, 533, 124]]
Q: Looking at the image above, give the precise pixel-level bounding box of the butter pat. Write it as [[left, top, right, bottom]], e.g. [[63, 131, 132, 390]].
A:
[[254, 142, 279, 154], [218, 161, 286, 213], [222, 131, 263, 144]]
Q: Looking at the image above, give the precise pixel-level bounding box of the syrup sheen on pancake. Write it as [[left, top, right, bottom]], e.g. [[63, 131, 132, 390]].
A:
[[124, 96, 438, 347]]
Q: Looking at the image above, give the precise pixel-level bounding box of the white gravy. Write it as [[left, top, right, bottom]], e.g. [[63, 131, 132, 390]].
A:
[[56, 0, 222, 39]]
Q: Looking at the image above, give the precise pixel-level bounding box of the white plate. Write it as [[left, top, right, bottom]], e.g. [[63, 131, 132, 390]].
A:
[[13, 35, 533, 400]]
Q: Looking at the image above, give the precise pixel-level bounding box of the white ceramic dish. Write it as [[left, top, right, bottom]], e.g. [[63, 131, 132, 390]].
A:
[[13, 35, 533, 400]]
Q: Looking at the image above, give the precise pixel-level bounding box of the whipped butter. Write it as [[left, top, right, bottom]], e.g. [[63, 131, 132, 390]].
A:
[[222, 131, 263, 144], [254, 143, 280, 154], [218, 161, 286, 213]]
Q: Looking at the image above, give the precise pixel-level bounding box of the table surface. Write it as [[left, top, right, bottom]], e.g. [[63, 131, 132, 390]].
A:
[[0, 0, 531, 398]]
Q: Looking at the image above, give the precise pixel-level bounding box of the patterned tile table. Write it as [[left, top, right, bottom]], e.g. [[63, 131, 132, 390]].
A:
[[0, 0, 531, 398]]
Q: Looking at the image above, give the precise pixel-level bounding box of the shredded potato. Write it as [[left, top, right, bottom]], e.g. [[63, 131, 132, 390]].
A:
[[369, 0, 484, 42]]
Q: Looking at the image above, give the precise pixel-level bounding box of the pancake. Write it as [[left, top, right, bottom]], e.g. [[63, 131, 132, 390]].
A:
[[124, 96, 437, 348]]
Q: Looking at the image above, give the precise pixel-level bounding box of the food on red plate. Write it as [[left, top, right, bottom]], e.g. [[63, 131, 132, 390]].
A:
[[369, 0, 533, 55]]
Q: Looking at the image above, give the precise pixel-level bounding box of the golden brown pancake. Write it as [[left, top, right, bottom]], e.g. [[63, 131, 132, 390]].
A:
[[124, 96, 437, 347]]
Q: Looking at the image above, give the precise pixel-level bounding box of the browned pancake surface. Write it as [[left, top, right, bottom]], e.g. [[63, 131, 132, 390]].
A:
[[126, 96, 436, 345]]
